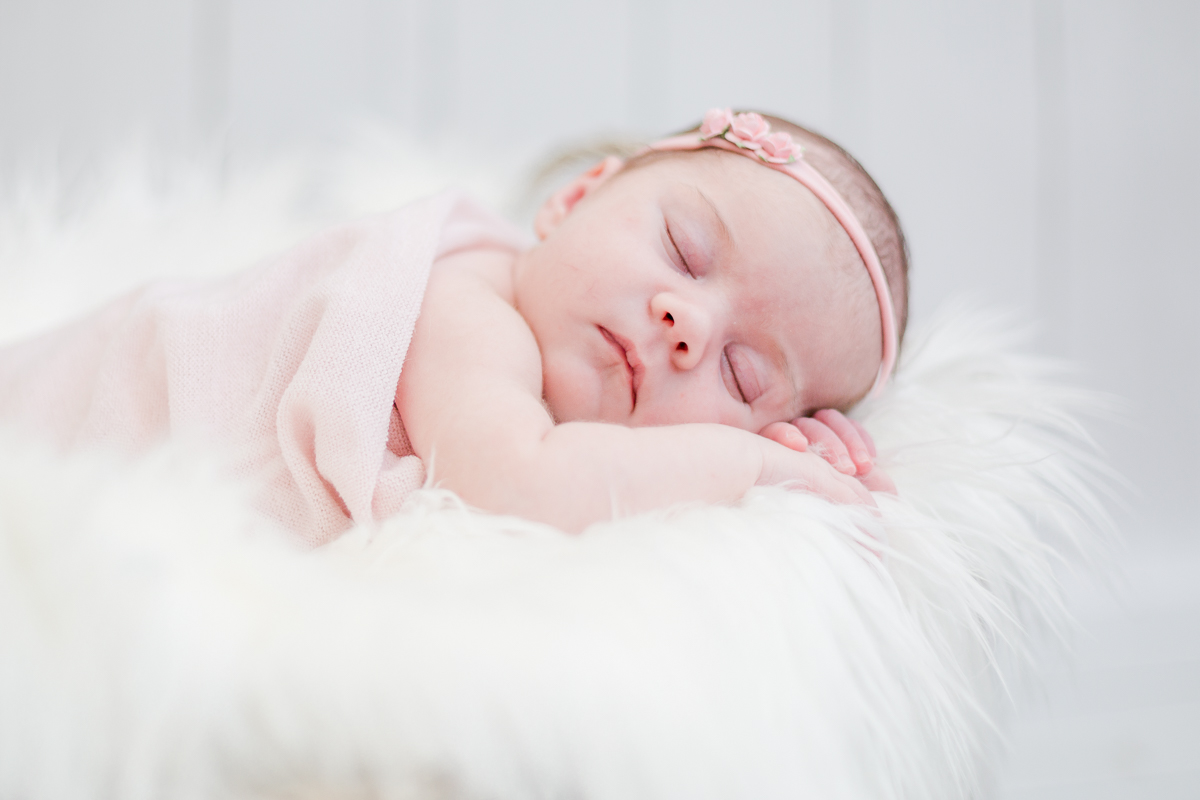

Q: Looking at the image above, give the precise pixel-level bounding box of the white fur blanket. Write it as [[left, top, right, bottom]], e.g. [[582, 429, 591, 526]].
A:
[[0, 144, 1111, 799]]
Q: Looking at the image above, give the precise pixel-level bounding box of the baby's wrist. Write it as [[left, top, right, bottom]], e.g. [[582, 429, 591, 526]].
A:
[[753, 437, 789, 487]]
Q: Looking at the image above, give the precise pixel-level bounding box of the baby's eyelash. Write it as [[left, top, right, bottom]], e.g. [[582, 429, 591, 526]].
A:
[[723, 348, 749, 404], [665, 224, 693, 277]]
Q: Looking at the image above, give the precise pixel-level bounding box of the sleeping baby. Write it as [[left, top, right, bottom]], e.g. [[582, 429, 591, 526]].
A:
[[0, 109, 908, 544]]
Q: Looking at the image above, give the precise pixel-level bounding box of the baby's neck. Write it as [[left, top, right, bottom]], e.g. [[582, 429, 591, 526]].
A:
[[433, 246, 521, 306]]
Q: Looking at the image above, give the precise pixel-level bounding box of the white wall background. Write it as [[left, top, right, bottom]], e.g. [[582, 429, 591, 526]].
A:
[[1, 1, 1198, 794]]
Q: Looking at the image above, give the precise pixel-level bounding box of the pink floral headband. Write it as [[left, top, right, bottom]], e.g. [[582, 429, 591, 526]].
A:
[[641, 108, 898, 397]]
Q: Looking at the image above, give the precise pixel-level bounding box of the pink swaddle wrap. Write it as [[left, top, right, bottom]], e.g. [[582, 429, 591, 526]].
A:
[[0, 193, 532, 547]]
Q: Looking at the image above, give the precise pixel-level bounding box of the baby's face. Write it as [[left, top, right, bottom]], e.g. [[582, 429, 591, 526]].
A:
[[513, 150, 881, 431]]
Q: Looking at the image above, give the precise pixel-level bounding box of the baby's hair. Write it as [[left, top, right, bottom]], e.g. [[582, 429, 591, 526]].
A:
[[621, 113, 910, 345]]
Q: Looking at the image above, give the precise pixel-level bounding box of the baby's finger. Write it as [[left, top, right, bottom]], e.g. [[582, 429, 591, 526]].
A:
[[858, 465, 898, 495], [758, 421, 808, 452], [760, 446, 876, 507], [794, 417, 855, 476], [848, 417, 878, 458], [813, 409, 873, 473], [804, 459, 876, 507]]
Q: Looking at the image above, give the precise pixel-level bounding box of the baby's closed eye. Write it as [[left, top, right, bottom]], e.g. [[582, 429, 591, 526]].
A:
[[735, 348, 766, 402], [721, 345, 763, 404], [664, 219, 695, 277]]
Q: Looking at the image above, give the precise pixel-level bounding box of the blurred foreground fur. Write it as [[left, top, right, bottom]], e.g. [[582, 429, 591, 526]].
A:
[[0, 135, 1113, 799]]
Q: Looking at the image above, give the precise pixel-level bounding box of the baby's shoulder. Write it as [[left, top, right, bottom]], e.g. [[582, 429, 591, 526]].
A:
[[429, 246, 519, 305], [399, 242, 543, 429]]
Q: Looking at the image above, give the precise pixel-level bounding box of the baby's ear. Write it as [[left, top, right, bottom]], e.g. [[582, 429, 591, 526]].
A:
[[533, 156, 624, 240]]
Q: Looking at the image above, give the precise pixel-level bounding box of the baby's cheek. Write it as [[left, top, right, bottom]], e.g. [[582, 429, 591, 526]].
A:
[[541, 353, 602, 424], [634, 386, 741, 429]]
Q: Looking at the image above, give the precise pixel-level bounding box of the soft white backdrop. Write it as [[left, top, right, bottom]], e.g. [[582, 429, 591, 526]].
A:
[[1, 1, 1198, 795]]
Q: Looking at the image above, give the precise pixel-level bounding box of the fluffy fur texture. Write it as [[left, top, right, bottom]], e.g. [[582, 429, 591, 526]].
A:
[[0, 139, 1112, 799]]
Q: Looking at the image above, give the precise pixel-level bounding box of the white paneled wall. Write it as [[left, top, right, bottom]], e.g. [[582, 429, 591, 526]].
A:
[[1064, 1, 1200, 535], [0, 0, 1196, 535], [0, 0, 196, 162], [851, 1, 1042, 319]]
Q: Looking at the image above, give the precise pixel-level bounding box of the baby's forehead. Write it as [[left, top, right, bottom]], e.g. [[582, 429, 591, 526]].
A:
[[649, 151, 841, 227], [684, 154, 856, 266], [617, 149, 871, 310]]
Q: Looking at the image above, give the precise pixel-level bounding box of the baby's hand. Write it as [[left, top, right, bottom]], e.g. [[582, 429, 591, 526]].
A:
[[756, 441, 877, 507], [759, 409, 897, 494]]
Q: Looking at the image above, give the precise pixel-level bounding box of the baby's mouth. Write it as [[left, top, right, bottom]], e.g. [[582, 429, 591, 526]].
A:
[[599, 326, 642, 412]]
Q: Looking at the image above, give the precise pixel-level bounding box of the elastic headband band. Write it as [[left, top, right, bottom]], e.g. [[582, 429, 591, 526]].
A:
[[639, 108, 898, 397]]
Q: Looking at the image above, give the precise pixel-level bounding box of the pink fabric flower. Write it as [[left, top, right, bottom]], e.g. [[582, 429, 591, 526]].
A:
[[726, 112, 770, 149], [700, 107, 734, 139], [759, 131, 803, 164]]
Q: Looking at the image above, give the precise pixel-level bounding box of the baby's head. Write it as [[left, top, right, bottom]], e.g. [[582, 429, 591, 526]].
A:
[[512, 109, 909, 433]]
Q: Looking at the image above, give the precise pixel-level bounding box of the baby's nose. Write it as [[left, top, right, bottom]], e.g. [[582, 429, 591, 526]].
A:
[[650, 292, 712, 371]]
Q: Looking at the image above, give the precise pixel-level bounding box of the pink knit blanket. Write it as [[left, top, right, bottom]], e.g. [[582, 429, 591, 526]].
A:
[[0, 193, 531, 547]]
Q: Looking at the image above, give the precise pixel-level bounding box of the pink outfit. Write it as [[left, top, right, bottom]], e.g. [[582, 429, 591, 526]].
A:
[[0, 193, 532, 548]]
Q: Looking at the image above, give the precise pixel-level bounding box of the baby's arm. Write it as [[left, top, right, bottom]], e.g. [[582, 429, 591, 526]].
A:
[[396, 249, 871, 533]]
